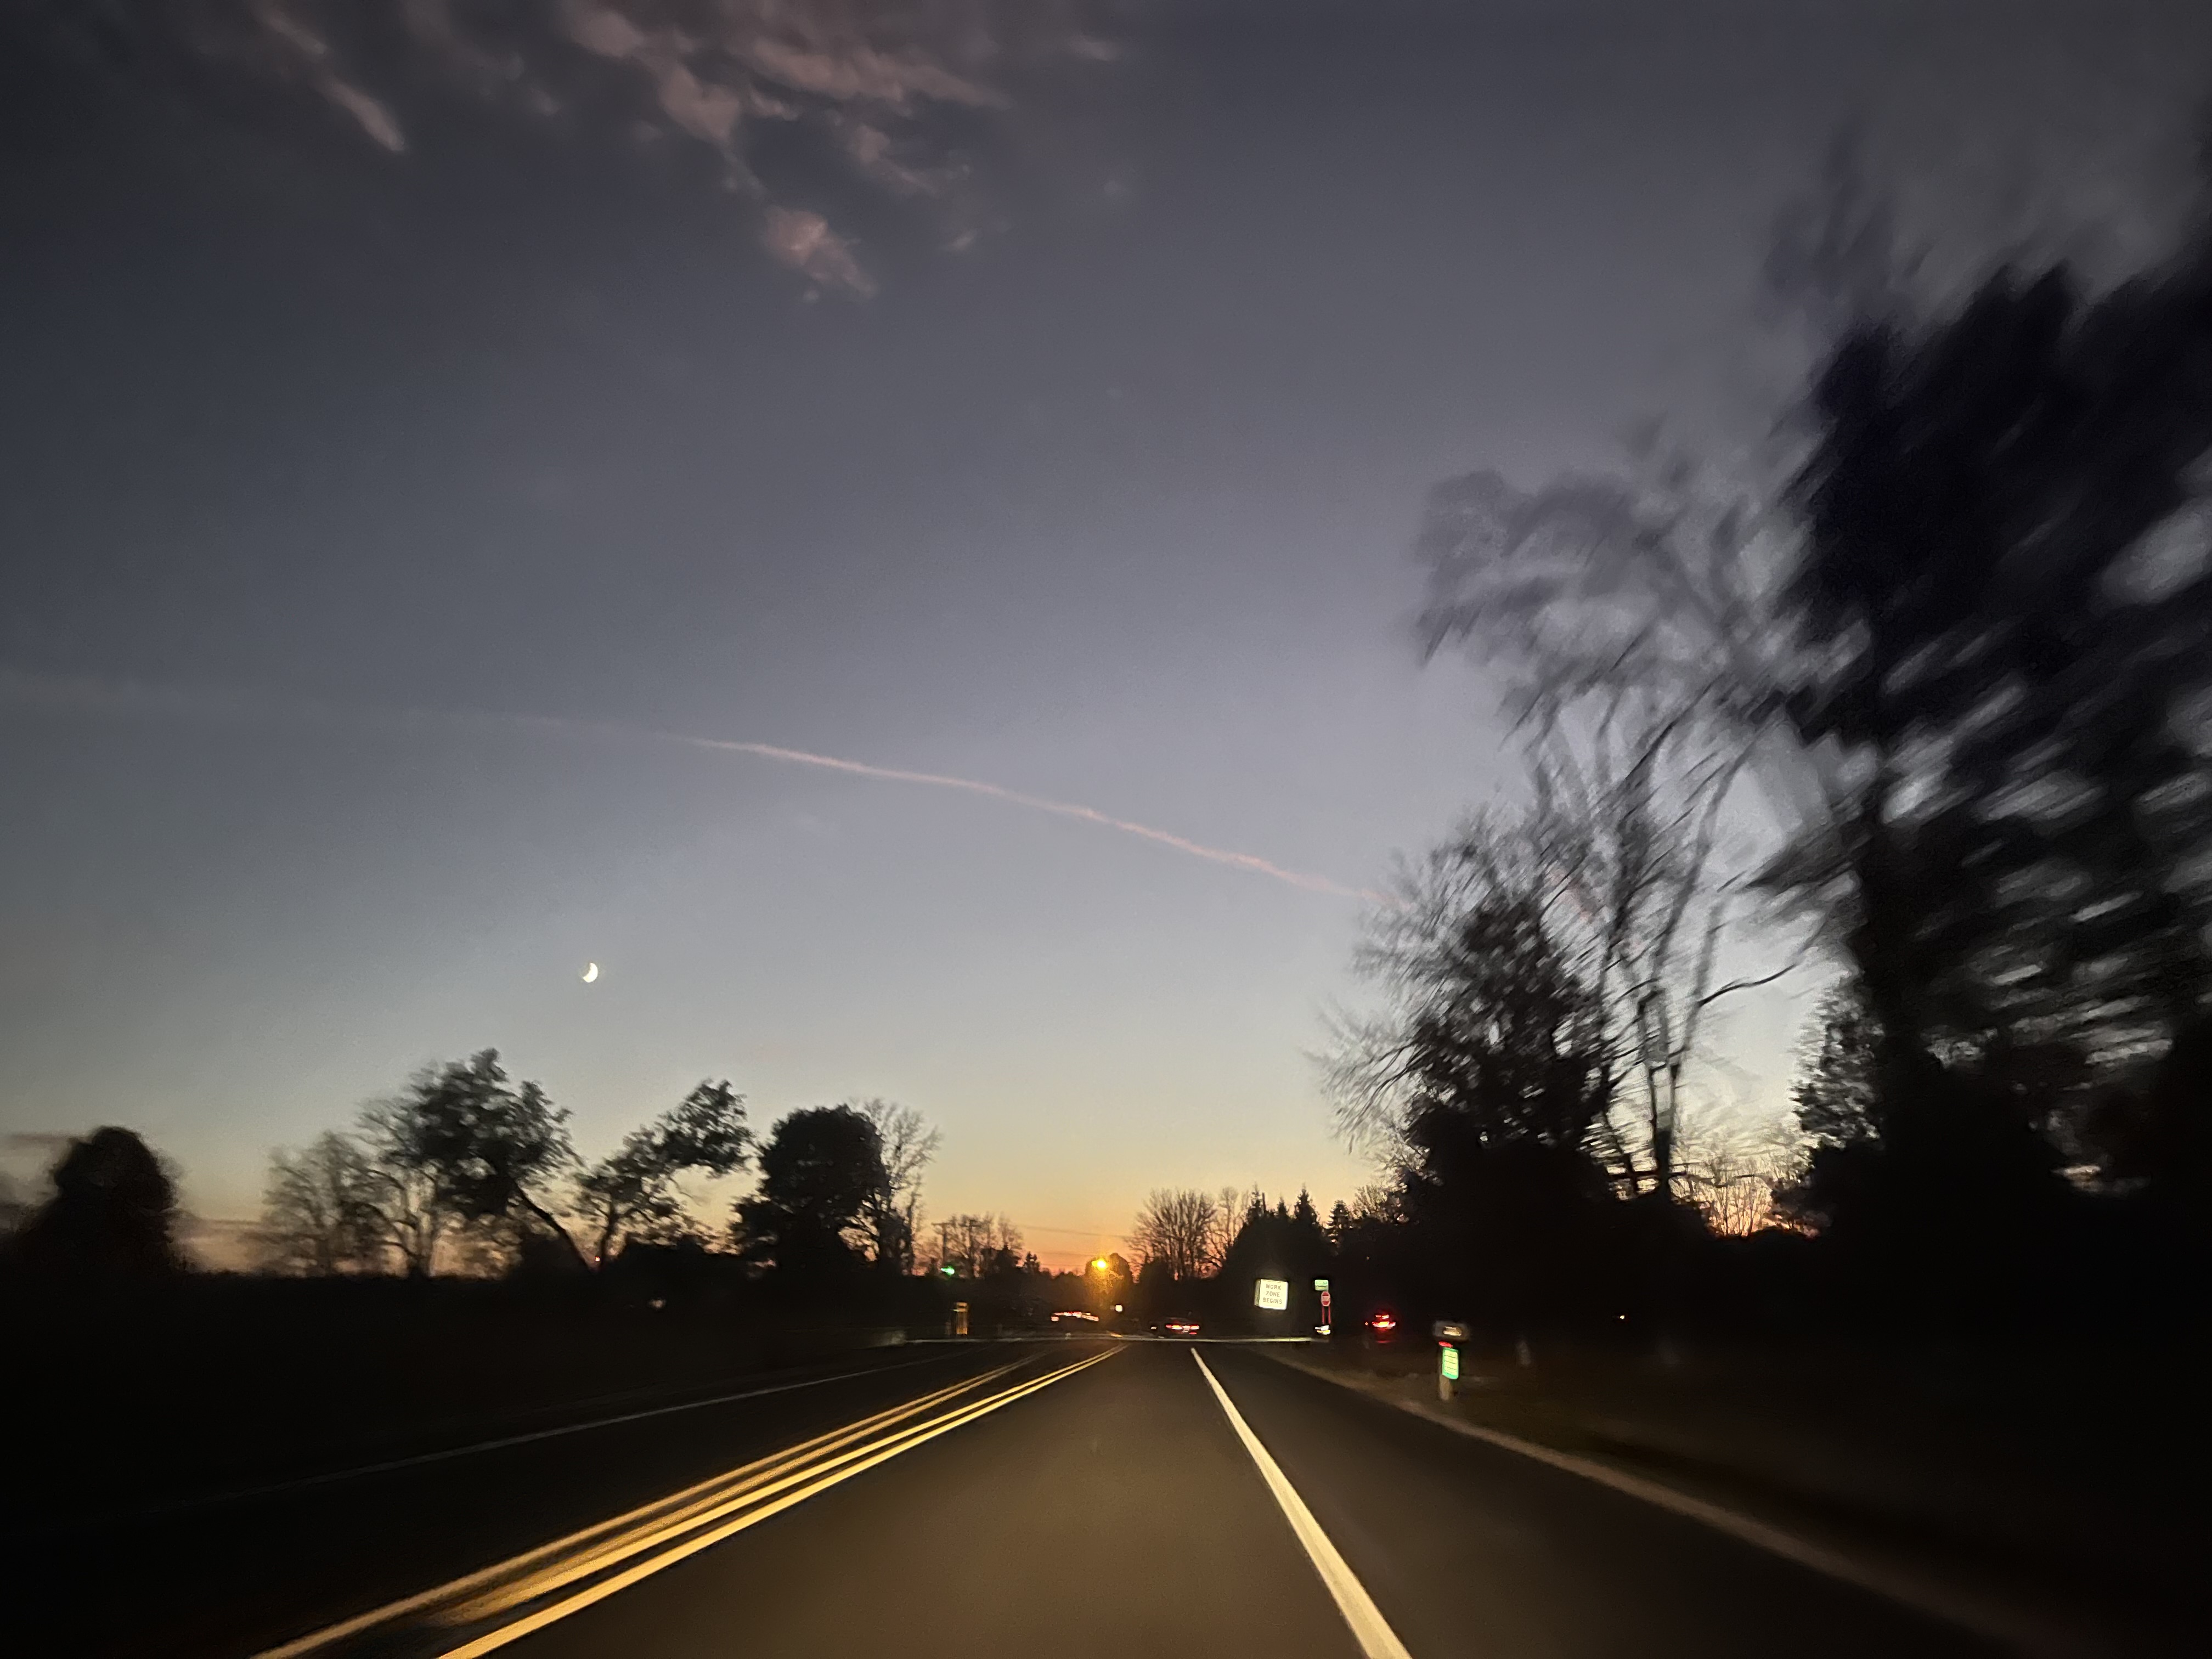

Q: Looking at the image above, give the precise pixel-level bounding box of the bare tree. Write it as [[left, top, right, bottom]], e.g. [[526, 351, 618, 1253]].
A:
[[356, 1094, 462, 1274], [256, 1132, 390, 1274], [854, 1099, 939, 1273], [1128, 1188, 1222, 1281], [260, 1103, 479, 1277], [1212, 1186, 1244, 1271], [1528, 713, 1793, 1197], [1674, 1110, 1799, 1237], [931, 1211, 1020, 1278]]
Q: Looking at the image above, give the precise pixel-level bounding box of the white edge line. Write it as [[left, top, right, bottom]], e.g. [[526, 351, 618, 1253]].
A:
[[1192, 1349, 1415, 1659], [1262, 1352, 2103, 1659]]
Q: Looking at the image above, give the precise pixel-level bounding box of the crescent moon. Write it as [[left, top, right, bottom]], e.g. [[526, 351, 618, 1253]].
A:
[[582, 962, 600, 983]]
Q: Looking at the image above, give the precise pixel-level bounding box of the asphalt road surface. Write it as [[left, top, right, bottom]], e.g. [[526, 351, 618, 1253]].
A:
[[24, 1335, 2041, 1658]]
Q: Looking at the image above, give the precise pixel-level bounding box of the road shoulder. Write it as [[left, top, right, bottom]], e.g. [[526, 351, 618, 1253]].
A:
[[1256, 1344, 2179, 1659]]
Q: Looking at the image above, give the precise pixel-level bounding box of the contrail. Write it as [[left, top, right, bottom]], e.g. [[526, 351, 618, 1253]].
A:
[[2, 669, 1383, 904], [633, 730, 1378, 900]]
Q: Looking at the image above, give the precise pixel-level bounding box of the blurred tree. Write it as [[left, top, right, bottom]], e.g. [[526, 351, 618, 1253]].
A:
[[1411, 145, 2212, 1249], [257, 1131, 391, 1275], [1790, 984, 1883, 1155], [387, 1051, 586, 1270], [1782, 246, 2212, 1196], [575, 1081, 751, 1266], [7, 1127, 179, 1280], [356, 1092, 465, 1275], [735, 1106, 884, 1274], [1528, 716, 1787, 1199]]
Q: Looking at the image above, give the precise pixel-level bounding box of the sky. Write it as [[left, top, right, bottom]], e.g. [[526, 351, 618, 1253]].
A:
[[4, 1, 2208, 1267]]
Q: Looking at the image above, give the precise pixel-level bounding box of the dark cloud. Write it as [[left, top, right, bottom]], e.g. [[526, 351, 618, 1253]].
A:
[[9, 0, 1115, 295]]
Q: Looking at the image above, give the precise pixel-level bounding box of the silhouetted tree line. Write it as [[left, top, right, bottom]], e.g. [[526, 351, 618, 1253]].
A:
[[250, 1051, 753, 1276], [1113, 1185, 1343, 1331], [1352, 136, 2212, 1342], [0, 1057, 975, 1328]]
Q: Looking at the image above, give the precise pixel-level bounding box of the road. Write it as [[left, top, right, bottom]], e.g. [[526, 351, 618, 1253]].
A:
[[24, 1335, 2042, 1657]]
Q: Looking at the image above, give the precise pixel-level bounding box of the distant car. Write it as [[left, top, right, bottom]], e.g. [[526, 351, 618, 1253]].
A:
[[1365, 1309, 1398, 1344], [1161, 1316, 1201, 1338]]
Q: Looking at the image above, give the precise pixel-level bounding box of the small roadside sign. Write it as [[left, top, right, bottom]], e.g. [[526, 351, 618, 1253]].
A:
[[1255, 1278, 1290, 1311], [1312, 1277, 1330, 1291]]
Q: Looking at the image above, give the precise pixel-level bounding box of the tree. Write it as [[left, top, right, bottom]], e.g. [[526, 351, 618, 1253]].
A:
[[1082, 1249, 1134, 1314], [1528, 715, 1788, 1198], [1410, 144, 2212, 1241], [1132, 1254, 1179, 1317], [356, 1092, 465, 1275], [257, 1132, 390, 1275], [6, 1127, 179, 1280], [1783, 245, 2212, 1175], [1329, 1185, 1407, 1272], [735, 1106, 885, 1274], [575, 1081, 751, 1266], [1127, 1188, 1222, 1282], [1325, 1199, 1354, 1250], [1331, 817, 1614, 1164], [854, 1099, 939, 1273], [389, 1051, 586, 1269], [1674, 1111, 1798, 1237], [1289, 1188, 1330, 1265], [1218, 1188, 1331, 1302], [1791, 983, 1883, 1154], [932, 1212, 1023, 1279], [1329, 817, 1646, 1325]]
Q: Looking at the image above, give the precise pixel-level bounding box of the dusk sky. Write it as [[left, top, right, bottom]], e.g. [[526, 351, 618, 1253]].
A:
[[5, 1, 2206, 1266]]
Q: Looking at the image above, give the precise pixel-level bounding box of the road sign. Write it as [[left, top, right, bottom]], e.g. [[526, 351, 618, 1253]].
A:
[[1254, 1278, 1290, 1310], [1432, 1319, 1470, 1342], [1440, 1344, 1461, 1381], [1312, 1277, 1330, 1291]]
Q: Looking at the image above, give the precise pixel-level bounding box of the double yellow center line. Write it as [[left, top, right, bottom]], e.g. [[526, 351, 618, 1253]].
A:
[[259, 1345, 1121, 1658]]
